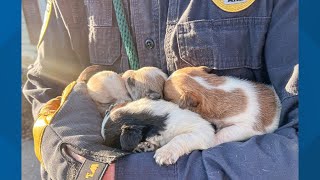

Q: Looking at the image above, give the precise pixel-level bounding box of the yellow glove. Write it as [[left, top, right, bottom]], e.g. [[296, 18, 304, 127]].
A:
[[33, 81, 76, 166]]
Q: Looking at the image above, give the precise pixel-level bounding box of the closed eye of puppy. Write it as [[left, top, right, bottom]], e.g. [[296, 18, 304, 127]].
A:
[[101, 98, 215, 165], [86, 70, 132, 116], [122, 67, 168, 100], [164, 66, 281, 146]]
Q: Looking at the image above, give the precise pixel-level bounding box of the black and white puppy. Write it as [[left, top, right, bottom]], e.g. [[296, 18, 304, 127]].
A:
[[101, 98, 215, 165]]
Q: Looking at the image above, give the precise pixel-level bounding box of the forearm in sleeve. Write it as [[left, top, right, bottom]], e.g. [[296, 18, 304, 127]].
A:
[[23, 1, 83, 119]]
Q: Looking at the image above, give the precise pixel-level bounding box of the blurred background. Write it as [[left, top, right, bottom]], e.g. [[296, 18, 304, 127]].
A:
[[22, 0, 46, 179]]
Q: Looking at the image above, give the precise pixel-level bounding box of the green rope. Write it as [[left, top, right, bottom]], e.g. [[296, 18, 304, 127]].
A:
[[112, 0, 140, 70]]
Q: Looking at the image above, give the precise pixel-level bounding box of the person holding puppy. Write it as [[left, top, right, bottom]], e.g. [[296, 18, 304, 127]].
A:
[[23, 0, 298, 179]]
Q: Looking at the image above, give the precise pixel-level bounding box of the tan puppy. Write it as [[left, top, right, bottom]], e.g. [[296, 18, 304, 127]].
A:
[[80, 66, 167, 116], [86, 70, 132, 116], [122, 67, 168, 100], [164, 66, 281, 146]]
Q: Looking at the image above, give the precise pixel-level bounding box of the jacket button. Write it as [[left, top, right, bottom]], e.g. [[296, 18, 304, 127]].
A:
[[144, 38, 155, 49]]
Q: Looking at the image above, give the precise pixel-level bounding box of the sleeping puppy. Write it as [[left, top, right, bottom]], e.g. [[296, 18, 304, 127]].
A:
[[122, 67, 168, 100], [164, 66, 281, 146], [83, 66, 167, 115], [85, 70, 132, 116], [101, 98, 215, 165]]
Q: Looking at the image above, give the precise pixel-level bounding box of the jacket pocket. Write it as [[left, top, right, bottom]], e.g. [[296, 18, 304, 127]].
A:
[[85, 0, 121, 65], [177, 17, 270, 70], [88, 26, 121, 65]]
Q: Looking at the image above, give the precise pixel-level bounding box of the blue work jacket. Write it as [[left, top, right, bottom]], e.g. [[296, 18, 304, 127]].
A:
[[23, 0, 298, 179]]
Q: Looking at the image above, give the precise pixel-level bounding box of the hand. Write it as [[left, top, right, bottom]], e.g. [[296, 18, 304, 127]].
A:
[[66, 147, 115, 180], [34, 82, 128, 179]]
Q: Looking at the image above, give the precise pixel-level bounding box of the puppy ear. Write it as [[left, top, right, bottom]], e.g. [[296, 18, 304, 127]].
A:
[[199, 66, 213, 73], [146, 90, 162, 100], [120, 124, 145, 151], [179, 91, 199, 109], [127, 77, 135, 87]]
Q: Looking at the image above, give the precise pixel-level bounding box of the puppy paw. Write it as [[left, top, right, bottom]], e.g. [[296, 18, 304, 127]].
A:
[[133, 142, 158, 153], [153, 148, 180, 166]]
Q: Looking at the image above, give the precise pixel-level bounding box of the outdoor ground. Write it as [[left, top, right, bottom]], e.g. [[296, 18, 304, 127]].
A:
[[22, 57, 41, 180]]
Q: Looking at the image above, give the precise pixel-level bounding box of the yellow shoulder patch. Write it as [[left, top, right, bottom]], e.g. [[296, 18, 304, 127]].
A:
[[33, 81, 76, 167], [212, 0, 255, 12], [37, 0, 53, 49]]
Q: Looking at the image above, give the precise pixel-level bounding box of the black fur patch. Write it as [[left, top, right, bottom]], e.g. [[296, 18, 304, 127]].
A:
[[127, 77, 135, 87], [120, 124, 145, 151], [103, 110, 168, 152]]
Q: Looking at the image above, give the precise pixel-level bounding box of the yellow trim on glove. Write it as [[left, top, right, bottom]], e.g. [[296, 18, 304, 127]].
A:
[[33, 81, 77, 166], [211, 0, 255, 12]]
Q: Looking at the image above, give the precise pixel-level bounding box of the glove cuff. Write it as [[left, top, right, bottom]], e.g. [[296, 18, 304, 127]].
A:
[[33, 81, 76, 166]]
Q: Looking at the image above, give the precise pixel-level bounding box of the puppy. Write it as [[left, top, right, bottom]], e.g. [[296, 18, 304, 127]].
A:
[[164, 66, 281, 146], [82, 66, 167, 115], [101, 98, 215, 165], [86, 70, 132, 116], [122, 67, 168, 100]]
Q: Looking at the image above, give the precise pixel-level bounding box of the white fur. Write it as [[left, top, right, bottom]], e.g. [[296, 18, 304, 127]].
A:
[[114, 98, 215, 165], [191, 76, 216, 90], [190, 76, 281, 146]]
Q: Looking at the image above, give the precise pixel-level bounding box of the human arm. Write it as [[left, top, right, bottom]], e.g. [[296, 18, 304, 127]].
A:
[[112, 0, 298, 179], [22, 1, 84, 119]]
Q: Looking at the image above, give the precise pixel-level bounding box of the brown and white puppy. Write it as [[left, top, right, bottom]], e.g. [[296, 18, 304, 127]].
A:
[[122, 67, 168, 100], [86, 70, 132, 116], [164, 66, 281, 146]]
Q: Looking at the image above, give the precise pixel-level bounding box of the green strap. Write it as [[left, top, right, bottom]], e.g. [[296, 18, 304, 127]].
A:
[[112, 0, 139, 70]]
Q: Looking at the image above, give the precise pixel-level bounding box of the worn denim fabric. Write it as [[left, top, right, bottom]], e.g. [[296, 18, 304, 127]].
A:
[[23, 0, 298, 179]]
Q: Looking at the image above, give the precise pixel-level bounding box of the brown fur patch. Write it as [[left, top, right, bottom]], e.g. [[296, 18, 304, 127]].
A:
[[87, 72, 118, 103], [253, 84, 277, 132], [77, 65, 108, 83], [170, 66, 226, 86], [122, 67, 168, 100], [87, 71, 131, 116], [111, 102, 129, 112]]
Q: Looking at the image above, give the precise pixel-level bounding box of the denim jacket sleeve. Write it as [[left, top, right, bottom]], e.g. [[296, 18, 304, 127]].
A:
[[23, 1, 84, 119], [115, 0, 298, 179]]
